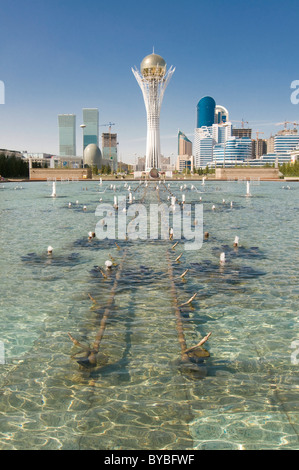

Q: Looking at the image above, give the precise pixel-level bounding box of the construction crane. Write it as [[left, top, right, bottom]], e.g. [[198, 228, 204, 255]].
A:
[[231, 119, 249, 128], [100, 122, 115, 133], [276, 121, 299, 130], [256, 131, 264, 140]]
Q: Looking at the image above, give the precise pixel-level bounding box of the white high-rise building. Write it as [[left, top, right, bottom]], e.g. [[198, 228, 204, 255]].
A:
[[194, 127, 214, 168], [212, 122, 232, 144], [132, 52, 175, 171], [194, 122, 232, 168]]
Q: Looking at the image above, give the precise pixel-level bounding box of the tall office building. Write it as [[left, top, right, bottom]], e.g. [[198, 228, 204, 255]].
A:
[[178, 130, 192, 156], [82, 108, 99, 150], [58, 114, 76, 156], [197, 97, 230, 128], [197, 96, 216, 128], [194, 127, 214, 168], [214, 105, 229, 124], [102, 132, 118, 171], [193, 122, 232, 168], [212, 122, 232, 144], [194, 96, 233, 167]]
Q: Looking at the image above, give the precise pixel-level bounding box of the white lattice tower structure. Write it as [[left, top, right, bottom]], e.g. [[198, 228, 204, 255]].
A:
[[132, 53, 175, 171]]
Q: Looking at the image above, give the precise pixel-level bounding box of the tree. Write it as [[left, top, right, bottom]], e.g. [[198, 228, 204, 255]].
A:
[[0, 153, 29, 178], [280, 160, 299, 176]]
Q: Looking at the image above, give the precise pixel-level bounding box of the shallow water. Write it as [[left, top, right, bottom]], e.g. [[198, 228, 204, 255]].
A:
[[0, 179, 298, 450]]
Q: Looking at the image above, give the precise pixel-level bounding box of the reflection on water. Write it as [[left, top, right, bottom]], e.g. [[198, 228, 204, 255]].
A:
[[0, 180, 298, 450]]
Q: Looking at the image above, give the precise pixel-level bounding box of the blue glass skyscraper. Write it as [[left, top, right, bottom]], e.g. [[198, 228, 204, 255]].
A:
[[197, 96, 216, 128]]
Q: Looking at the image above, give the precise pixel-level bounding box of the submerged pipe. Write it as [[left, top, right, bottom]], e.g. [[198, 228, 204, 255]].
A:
[[69, 248, 127, 368], [166, 249, 188, 359], [166, 249, 210, 363]]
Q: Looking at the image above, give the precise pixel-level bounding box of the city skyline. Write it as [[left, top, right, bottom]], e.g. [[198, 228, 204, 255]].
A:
[[1, 0, 299, 164]]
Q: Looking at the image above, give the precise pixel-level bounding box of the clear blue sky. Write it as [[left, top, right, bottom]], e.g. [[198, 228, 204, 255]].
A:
[[1, 0, 299, 163]]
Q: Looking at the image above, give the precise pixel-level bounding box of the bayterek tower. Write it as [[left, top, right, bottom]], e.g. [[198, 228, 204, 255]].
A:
[[132, 51, 175, 171]]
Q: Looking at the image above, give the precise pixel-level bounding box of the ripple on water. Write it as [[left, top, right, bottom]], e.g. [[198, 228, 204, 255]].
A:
[[0, 181, 298, 450]]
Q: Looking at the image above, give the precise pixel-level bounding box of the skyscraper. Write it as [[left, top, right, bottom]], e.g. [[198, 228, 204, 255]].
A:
[[178, 130, 192, 156], [132, 52, 175, 170], [82, 108, 99, 149], [194, 97, 233, 167], [194, 127, 214, 168], [193, 122, 232, 168], [58, 114, 76, 156], [197, 96, 216, 128], [214, 105, 229, 124], [212, 122, 232, 144]]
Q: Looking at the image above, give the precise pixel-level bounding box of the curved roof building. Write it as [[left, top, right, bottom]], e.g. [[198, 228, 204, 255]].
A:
[[83, 143, 102, 167], [215, 105, 229, 124], [197, 96, 216, 128]]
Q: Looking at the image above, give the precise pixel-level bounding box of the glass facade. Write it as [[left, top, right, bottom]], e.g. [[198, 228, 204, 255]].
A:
[[212, 123, 232, 144], [197, 96, 216, 128], [194, 127, 214, 168], [245, 153, 291, 167], [178, 130, 192, 156], [194, 123, 233, 168], [274, 134, 299, 155], [213, 137, 252, 165], [58, 114, 76, 156], [83, 108, 99, 150], [214, 105, 229, 124]]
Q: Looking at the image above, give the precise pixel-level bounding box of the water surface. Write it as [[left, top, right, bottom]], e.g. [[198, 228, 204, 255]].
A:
[[0, 180, 298, 450]]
